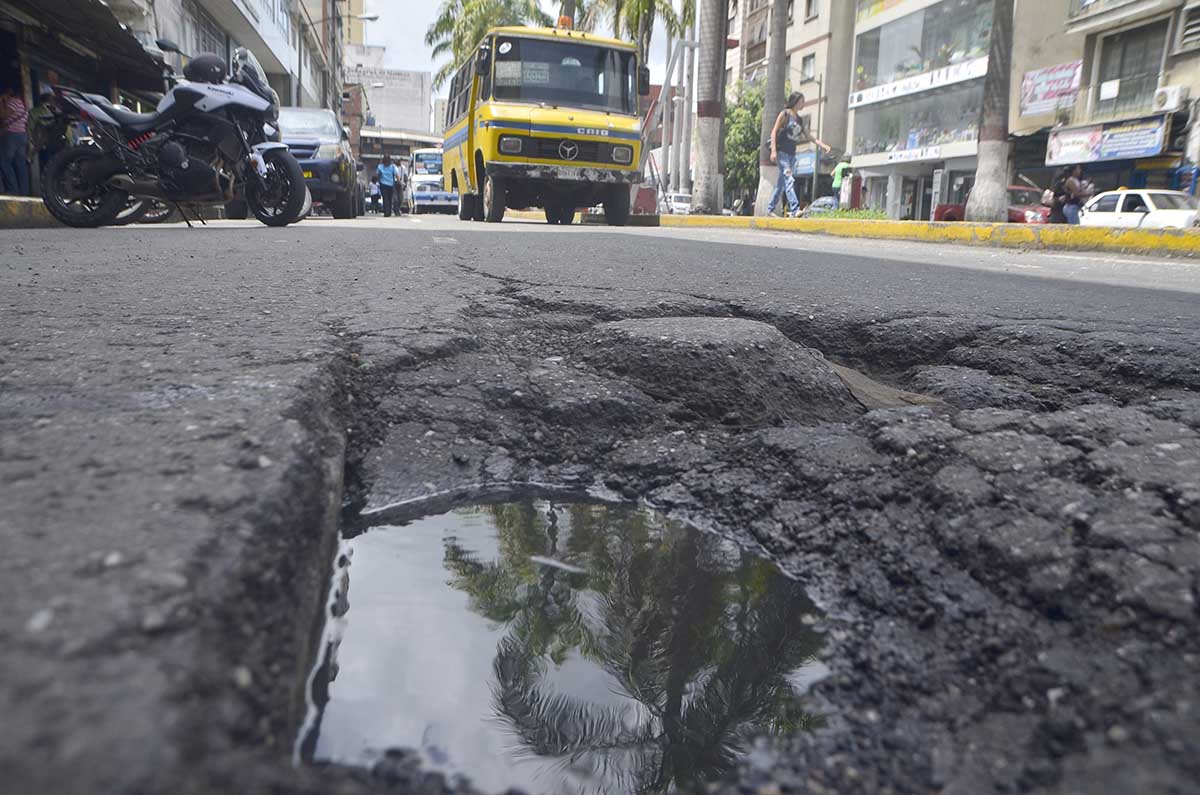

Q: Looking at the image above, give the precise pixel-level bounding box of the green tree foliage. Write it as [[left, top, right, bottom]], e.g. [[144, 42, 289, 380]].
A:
[[723, 80, 765, 195], [425, 0, 552, 89]]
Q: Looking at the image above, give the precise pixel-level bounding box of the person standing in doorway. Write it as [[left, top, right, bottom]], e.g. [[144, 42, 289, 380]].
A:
[[0, 83, 30, 196], [767, 92, 832, 217], [376, 154, 401, 217], [830, 158, 852, 209]]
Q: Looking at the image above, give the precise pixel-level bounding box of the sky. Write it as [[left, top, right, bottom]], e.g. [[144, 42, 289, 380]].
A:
[[363, 0, 673, 97]]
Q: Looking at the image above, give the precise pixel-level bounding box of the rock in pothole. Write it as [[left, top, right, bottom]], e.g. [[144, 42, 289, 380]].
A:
[[579, 317, 861, 426]]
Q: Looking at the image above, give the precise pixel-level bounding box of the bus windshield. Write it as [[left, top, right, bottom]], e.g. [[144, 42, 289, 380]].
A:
[[412, 151, 442, 175], [491, 36, 636, 115]]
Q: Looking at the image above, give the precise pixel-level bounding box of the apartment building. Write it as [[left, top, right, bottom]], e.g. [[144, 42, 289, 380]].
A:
[[1024, 0, 1200, 194], [726, 0, 855, 198], [847, 0, 994, 219], [344, 44, 433, 132]]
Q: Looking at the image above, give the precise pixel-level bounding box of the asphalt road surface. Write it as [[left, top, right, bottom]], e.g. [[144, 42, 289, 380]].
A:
[[3, 215, 1198, 795]]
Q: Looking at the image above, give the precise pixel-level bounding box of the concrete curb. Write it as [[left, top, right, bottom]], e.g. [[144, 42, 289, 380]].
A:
[[0, 196, 59, 229], [654, 214, 1200, 257]]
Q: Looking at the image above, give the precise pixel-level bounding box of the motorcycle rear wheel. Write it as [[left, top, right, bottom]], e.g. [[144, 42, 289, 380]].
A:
[[247, 149, 306, 227], [41, 145, 128, 228]]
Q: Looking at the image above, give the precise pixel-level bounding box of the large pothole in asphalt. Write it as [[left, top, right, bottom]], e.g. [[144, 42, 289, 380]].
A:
[[579, 317, 863, 426], [296, 495, 827, 794]]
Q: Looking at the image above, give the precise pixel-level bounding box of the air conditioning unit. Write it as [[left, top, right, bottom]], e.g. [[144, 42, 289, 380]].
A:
[[1154, 85, 1189, 113]]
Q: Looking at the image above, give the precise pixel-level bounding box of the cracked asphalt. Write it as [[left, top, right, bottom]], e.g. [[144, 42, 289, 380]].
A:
[[2, 215, 1199, 795]]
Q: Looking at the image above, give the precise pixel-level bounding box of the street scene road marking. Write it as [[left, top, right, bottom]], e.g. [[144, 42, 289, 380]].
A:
[[432, 236, 459, 245]]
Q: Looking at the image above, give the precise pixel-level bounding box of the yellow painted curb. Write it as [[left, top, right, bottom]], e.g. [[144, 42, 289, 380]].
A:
[[0, 197, 58, 229], [656, 214, 1200, 257]]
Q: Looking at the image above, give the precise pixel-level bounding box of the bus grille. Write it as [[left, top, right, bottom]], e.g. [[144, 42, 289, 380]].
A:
[[533, 138, 604, 162]]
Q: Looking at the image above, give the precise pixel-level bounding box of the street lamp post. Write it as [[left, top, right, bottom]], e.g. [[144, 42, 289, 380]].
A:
[[801, 73, 822, 203]]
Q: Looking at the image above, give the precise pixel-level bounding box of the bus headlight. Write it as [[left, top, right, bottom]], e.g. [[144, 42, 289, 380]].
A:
[[611, 145, 633, 164], [499, 136, 523, 154]]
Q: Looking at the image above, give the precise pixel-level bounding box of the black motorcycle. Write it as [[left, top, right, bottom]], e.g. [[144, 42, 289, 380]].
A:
[[41, 42, 305, 228]]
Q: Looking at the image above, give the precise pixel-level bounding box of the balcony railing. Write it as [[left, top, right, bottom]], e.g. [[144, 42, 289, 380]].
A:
[[1065, 72, 1161, 124], [1067, 0, 1141, 19]]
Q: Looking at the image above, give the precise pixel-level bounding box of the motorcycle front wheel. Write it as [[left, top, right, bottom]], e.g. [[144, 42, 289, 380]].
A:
[[246, 149, 306, 227], [41, 145, 129, 228], [114, 197, 150, 226]]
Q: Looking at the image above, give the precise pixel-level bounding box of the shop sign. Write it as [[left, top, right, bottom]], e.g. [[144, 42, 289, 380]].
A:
[[1046, 115, 1170, 166], [1019, 61, 1082, 116], [855, 0, 907, 23], [849, 56, 988, 109], [885, 146, 942, 163], [792, 151, 816, 175]]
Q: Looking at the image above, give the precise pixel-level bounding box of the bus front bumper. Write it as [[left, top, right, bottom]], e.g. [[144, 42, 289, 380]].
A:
[[486, 162, 640, 184]]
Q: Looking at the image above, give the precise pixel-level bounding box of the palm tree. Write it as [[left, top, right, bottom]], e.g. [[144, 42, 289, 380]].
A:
[[752, 0, 789, 216], [965, 0, 1014, 222], [425, 0, 552, 89], [691, 0, 727, 214]]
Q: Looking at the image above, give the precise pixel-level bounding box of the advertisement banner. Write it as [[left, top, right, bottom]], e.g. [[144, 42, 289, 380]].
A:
[[1046, 115, 1169, 166], [1020, 61, 1082, 116], [849, 56, 988, 108], [856, 0, 907, 22], [885, 146, 942, 163]]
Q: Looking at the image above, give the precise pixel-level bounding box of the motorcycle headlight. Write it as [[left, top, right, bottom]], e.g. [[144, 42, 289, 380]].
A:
[[612, 145, 633, 164], [316, 144, 340, 160], [499, 135, 523, 155]]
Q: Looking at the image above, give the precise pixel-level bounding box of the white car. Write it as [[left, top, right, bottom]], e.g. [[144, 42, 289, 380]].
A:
[[664, 192, 692, 215], [1080, 189, 1199, 229]]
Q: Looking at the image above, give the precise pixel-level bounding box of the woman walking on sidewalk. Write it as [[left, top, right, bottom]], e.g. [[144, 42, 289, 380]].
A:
[[766, 92, 831, 217]]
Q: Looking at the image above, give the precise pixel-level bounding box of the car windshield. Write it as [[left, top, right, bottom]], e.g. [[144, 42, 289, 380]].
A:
[[671, 194, 691, 203], [491, 36, 637, 115], [1008, 188, 1041, 205], [413, 152, 443, 175], [1149, 192, 1198, 210], [278, 108, 342, 139]]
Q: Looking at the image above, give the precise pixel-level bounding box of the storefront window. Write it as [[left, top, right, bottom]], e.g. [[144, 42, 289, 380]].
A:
[[853, 0, 992, 91], [853, 80, 983, 156]]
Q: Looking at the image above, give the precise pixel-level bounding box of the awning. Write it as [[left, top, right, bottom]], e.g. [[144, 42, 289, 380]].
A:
[[0, 0, 163, 92]]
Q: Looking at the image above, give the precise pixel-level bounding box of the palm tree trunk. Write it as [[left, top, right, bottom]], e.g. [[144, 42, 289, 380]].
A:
[[562, 0, 576, 23], [964, 0, 1013, 222], [691, 0, 726, 214], [752, 0, 788, 216]]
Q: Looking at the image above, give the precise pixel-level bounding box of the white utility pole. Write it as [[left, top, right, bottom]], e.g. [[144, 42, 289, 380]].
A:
[[663, 34, 674, 191], [679, 15, 697, 192]]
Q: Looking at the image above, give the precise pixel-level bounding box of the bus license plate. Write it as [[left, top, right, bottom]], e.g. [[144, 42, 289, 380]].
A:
[[556, 167, 582, 180], [303, 171, 314, 178]]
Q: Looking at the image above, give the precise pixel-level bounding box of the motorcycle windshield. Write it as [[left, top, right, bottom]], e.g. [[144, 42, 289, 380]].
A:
[[232, 47, 276, 105]]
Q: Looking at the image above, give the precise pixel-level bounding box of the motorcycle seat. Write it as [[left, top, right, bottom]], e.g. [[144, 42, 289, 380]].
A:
[[106, 104, 159, 131]]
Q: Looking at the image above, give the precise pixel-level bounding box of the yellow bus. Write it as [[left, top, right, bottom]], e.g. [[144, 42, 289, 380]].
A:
[[441, 19, 649, 225]]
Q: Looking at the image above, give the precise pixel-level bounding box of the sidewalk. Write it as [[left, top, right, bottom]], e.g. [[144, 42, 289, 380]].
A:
[[574, 212, 1200, 258], [0, 196, 58, 228]]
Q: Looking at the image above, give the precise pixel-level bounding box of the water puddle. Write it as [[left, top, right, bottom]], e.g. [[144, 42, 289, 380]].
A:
[[297, 496, 827, 794]]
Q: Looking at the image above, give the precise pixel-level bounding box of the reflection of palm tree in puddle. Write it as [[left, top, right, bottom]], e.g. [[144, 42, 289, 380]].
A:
[[444, 501, 824, 794]]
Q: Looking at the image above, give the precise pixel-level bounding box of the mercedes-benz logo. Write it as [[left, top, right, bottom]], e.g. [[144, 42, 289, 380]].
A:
[[558, 140, 579, 161]]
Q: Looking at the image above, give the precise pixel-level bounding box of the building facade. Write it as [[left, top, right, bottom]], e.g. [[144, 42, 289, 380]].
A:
[[1025, 0, 1200, 195], [847, 0, 994, 219], [345, 44, 433, 131]]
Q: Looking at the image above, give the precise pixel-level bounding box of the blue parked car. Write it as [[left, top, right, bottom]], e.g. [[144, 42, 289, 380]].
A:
[[278, 107, 360, 218]]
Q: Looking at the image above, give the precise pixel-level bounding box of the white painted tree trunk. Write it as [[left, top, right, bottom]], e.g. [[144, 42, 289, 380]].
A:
[[964, 0, 1013, 223], [691, 0, 725, 214], [753, 0, 789, 216]]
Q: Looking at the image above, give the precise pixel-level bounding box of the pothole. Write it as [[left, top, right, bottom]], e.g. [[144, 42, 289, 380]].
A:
[[296, 494, 828, 794]]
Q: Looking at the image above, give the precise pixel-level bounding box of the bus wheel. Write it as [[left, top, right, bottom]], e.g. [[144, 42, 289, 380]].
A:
[[482, 174, 507, 223], [457, 191, 475, 221], [603, 185, 631, 226]]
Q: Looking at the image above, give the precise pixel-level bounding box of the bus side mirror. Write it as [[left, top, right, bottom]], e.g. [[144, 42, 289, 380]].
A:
[[475, 46, 491, 76], [638, 66, 651, 96]]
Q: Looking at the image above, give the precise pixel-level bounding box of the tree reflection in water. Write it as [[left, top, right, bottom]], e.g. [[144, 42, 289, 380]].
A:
[[443, 500, 825, 794]]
